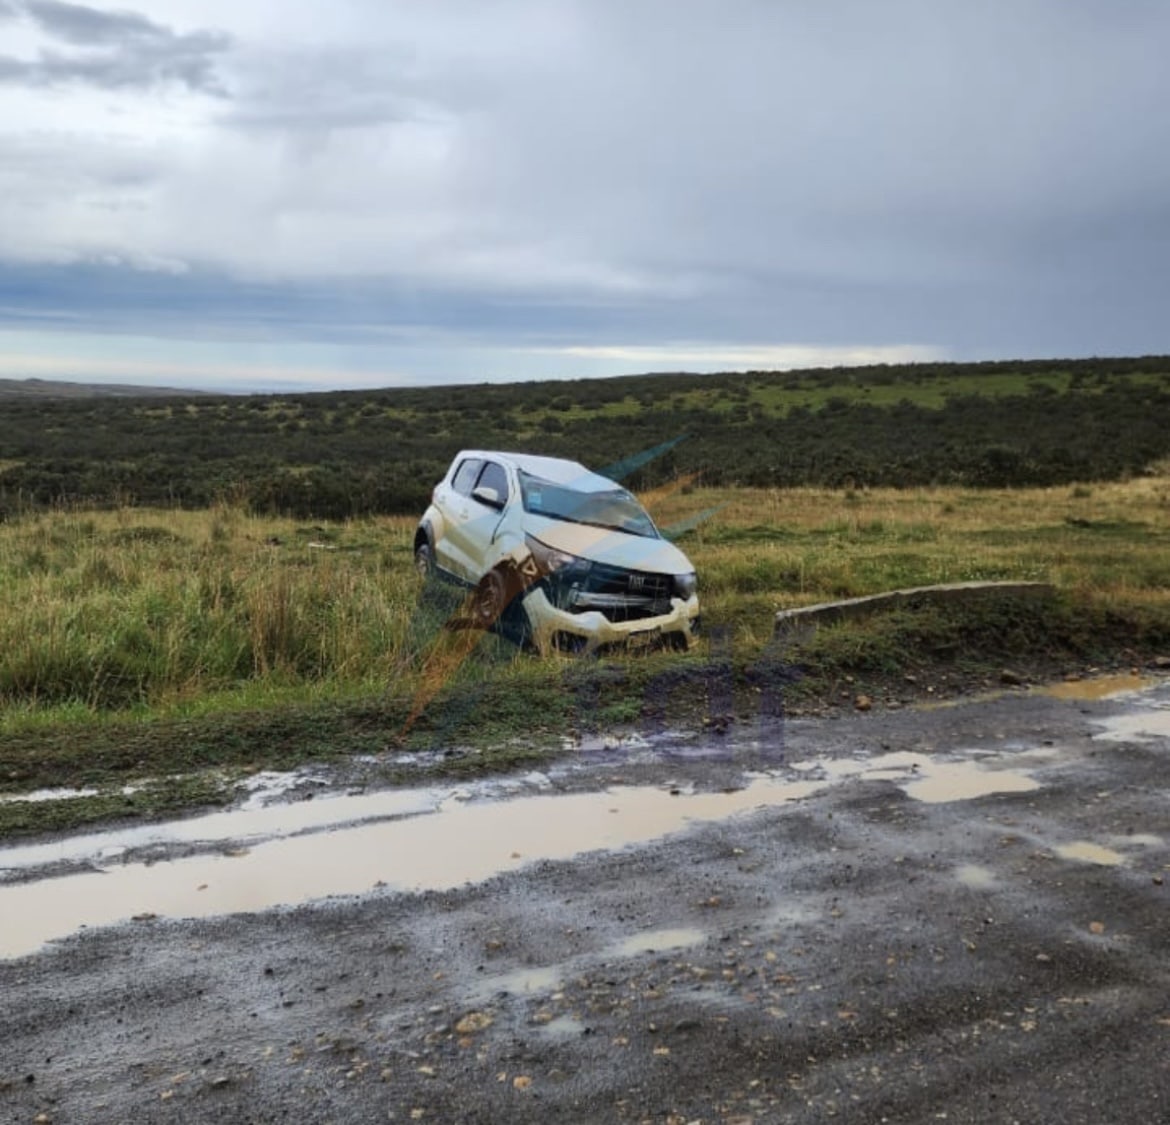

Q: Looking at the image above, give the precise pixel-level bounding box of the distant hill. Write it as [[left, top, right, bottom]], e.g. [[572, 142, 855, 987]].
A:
[[1, 356, 1169, 517], [0, 377, 205, 399]]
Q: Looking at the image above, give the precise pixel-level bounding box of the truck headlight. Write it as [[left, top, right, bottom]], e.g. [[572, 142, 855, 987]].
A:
[[673, 572, 698, 599], [526, 535, 591, 577]]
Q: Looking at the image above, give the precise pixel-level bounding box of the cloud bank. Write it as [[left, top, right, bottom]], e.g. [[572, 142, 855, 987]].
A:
[[0, 0, 1166, 389]]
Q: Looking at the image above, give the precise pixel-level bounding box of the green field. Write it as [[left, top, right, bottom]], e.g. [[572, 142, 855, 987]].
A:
[[2, 464, 1169, 838]]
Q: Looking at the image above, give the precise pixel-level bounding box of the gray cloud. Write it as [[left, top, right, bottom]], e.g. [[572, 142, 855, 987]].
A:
[[1, 0, 1168, 384], [0, 0, 230, 93], [225, 47, 429, 132], [26, 0, 166, 45]]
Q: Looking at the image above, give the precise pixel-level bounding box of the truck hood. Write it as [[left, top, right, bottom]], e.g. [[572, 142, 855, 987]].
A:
[[525, 515, 694, 576]]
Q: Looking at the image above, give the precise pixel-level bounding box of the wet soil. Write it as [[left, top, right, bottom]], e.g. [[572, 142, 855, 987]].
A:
[[1, 680, 1168, 1123]]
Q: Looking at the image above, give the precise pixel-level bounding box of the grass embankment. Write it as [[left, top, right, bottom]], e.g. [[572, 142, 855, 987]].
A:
[[2, 476, 1169, 837]]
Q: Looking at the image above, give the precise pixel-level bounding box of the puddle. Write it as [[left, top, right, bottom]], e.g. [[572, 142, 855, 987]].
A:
[[473, 928, 708, 1005], [0, 787, 102, 805], [0, 778, 825, 960], [536, 1014, 588, 1040], [0, 786, 446, 875], [900, 761, 1039, 803], [475, 965, 564, 1000], [0, 746, 1047, 959], [237, 770, 332, 810], [796, 750, 1040, 804], [1043, 674, 1153, 701], [955, 864, 997, 889], [1092, 708, 1170, 744], [1054, 841, 1126, 866], [768, 901, 821, 927], [611, 927, 705, 957], [1108, 833, 1163, 848]]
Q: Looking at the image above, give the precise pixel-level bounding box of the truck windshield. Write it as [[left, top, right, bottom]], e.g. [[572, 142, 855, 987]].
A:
[[518, 473, 659, 539]]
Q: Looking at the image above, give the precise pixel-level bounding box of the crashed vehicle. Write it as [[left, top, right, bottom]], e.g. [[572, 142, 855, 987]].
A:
[[414, 451, 699, 653]]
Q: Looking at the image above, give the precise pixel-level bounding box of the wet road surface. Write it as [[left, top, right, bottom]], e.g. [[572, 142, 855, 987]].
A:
[[1, 680, 1168, 1122]]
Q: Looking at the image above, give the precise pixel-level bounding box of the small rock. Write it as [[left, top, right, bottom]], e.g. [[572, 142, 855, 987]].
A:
[[1000, 669, 1024, 686], [854, 695, 872, 712], [512, 1075, 533, 1090], [1154, 655, 1170, 669], [454, 1012, 493, 1035]]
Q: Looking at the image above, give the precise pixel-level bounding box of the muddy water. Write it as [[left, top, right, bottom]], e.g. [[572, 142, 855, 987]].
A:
[[0, 779, 825, 960], [0, 745, 1047, 960], [0, 785, 445, 874], [9, 681, 1169, 961], [1092, 704, 1170, 744], [799, 750, 1040, 803], [1054, 841, 1126, 865], [1044, 675, 1170, 743], [1044, 674, 1153, 701], [955, 864, 998, 889], [469, 927, 708, 1005], [0, 787, 102, 805], [612, 927, 706, 957]]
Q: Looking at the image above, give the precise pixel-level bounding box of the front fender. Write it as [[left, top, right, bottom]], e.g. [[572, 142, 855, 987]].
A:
[[489, 534, 534, 575]]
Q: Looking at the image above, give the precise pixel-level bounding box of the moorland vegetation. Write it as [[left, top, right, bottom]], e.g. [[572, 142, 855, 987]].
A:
[[2, 356, 1169, 519], [1, 357, 1169, 836]]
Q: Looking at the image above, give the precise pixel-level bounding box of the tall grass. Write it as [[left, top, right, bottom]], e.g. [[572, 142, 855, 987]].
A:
[[0, 506, 420, 714], [1, 476, 1167, 721]]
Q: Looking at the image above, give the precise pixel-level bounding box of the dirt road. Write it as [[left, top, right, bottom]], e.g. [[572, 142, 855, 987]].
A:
[[2, 680, 1168, 1123]]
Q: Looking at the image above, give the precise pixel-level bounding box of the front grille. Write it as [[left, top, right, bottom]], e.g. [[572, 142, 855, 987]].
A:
[[586, 562, 672, 600], [547, 562, 674, 622]]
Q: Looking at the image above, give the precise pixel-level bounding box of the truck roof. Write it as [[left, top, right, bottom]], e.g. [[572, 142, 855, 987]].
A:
[[455, 450, 620, 494]]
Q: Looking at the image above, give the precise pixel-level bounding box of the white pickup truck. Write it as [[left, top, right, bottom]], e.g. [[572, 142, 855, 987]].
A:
[[414, 450, 700, 654]]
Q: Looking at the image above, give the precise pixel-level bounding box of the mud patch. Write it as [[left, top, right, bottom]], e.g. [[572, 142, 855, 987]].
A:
[[1044, 674, 1153, 701], [1054, 841, 1126, 866], [1092, 708, 1170, 744], [612, 927, 705, 957], [474, 965, 564, 1000], [955, 864, 998, 889]]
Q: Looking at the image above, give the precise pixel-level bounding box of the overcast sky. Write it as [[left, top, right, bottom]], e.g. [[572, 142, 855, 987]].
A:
[[0, 0, 1167, 392]]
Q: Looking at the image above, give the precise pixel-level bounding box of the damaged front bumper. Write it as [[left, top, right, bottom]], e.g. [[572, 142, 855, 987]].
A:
[[521, 585, 701, 655]]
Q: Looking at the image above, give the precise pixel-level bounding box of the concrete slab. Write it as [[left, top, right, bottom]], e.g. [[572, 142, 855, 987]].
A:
[[774, 580, 1055, 640]]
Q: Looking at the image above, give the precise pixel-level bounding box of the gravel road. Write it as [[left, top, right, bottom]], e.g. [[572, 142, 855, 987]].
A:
[[2, 680, 1168, 1124]]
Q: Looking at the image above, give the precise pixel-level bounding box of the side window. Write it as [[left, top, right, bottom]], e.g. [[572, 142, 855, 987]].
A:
[[475, 461, 509, 505], [451, 458, 484, 497]]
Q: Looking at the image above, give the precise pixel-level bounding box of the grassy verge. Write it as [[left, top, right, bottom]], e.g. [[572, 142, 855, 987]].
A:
[[2, 477, 1169, 838]]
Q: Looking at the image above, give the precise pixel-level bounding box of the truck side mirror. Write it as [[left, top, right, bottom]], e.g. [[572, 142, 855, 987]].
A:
[[472, 485, 504, 509]]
